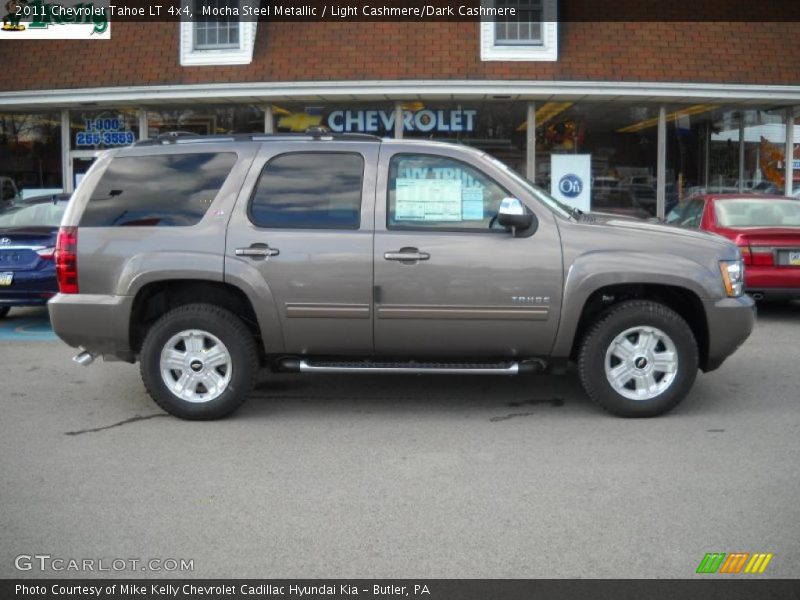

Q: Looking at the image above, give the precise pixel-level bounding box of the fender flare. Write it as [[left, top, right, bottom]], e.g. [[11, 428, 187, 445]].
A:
[[120, 252, 285, 355], [550, 251, 717, 357]]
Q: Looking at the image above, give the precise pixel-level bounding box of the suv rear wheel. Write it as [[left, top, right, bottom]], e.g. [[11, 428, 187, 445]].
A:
[[139, 304, 258, 420], [578, 300, 698, 417]]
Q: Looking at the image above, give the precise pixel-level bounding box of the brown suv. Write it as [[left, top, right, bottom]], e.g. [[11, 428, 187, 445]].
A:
[[49, 133, 755, 419]]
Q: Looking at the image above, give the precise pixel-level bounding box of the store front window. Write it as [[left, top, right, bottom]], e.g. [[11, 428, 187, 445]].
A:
[[529, 101, 796, 218], [666, 106, 751, 201], [533, 101, 661, 216], [403, 101, 528, 174], [147, 104, 264, 136], [662, 106, 795, 217], [707, 108, 796, 195], [0, 111, 63, 199]]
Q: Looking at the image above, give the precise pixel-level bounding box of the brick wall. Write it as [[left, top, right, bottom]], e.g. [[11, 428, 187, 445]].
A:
[[2, 21, 798, 91]]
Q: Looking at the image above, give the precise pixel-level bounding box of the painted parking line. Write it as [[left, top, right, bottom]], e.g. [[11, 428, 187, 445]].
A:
[[0, 313, 56, 341]]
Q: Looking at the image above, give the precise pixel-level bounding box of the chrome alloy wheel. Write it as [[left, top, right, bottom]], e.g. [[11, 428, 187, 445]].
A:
[[604, 326, 678, 401], [159, 329, 232, 403]]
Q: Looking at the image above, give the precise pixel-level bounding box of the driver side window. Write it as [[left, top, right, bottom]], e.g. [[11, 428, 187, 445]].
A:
[[387, 154, 510, 231]]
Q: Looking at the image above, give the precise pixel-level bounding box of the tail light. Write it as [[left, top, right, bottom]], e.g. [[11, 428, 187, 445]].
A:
[[55, 226, 78, 294], [750, 246, 775, 267]]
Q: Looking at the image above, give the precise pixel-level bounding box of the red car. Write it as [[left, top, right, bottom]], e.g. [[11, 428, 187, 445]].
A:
[[667, 194, 800, 300]]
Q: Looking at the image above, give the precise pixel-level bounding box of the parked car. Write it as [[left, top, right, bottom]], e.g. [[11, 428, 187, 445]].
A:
[[0, 193, 70, 318], [622, 184, 657, 214], [751, 181, 781, 195], [592, 176, 620, 190], [625, 175, 655, 186], [49, 134, 754, 420], [591, 189, 652, 219], [667, 194, 800, 300]]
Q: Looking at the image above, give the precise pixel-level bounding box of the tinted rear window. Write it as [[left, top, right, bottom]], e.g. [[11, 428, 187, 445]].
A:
[[249, 152, 364, 229], [81, 153, 236, 227]]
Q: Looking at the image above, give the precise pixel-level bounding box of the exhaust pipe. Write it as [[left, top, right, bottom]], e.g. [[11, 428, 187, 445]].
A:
[[751, 292, 764, 300], [73, 350, 96, 366]]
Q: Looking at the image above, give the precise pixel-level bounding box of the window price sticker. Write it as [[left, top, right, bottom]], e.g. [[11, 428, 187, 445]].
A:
[[395, 178, 462, 222]]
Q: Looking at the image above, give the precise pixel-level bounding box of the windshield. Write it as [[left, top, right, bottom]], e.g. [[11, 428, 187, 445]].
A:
[[481, 154, 574, 219], [715, 198, 800, 228], [0, 201, 67, 228]]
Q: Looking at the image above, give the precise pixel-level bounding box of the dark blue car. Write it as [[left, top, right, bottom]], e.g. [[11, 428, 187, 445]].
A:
[[0, 194, 70, 318]]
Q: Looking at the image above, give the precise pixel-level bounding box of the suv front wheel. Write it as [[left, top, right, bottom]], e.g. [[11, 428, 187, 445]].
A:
[[140, 304, 258, 420], [578, 300, 699, 417]]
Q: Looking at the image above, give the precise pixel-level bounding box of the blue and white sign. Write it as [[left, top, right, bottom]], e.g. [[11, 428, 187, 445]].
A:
[[558, 174, 583, 198], [76, 116, 135, 147], [551, 154, 591, 212]]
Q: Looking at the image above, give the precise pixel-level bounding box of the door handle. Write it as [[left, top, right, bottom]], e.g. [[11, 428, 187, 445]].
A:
[[384, 248, 430, 262], [235, 244, 279, 259]]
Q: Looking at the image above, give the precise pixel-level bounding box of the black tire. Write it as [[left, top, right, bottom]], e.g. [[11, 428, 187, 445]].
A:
[[139, 303, 258, 420], [577, 300, 698, 418], [0, 306, 9, 319]]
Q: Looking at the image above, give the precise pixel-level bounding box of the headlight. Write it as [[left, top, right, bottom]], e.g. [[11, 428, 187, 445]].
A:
[[719, 260, 744, 297]]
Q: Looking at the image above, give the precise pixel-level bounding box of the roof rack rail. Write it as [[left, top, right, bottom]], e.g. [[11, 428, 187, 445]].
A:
[[134, 130, 382, 146]]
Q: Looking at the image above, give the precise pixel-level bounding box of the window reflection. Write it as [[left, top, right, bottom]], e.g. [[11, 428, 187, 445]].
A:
[[249, 153, 364, 230], [83, 153, 236, 227]]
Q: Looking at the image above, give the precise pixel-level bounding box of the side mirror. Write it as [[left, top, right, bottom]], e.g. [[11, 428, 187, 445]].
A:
[[497, 197, 535, 236]]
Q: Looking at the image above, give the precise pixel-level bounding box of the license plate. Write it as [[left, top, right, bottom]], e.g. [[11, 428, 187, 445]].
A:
[[0, 271, 12, 286], [790, 251, 800, 266]]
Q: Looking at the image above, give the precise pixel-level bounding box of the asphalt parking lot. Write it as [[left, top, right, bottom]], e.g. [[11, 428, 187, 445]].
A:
[[1, 303, 799, 579]]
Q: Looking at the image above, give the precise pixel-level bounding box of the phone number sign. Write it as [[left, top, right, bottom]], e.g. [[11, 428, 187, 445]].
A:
[[76, 117, 135, 147]]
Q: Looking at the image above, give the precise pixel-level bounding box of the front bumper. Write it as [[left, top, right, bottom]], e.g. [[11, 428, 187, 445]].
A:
[[702, 294, 756, 372], [48, 293, 135, 362]]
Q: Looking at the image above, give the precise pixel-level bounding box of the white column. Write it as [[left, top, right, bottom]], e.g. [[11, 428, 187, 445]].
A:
[[785, 107, 794, 196], [61, 109, 71, 194], [394, 102, 403, 139], [263, 105, 273, 134], [656, 105, 666, 219], [526, 102, 536, 181], [738, 113, 745, 192], [704, 123, 710, 187], [138, 108, 148, 141]]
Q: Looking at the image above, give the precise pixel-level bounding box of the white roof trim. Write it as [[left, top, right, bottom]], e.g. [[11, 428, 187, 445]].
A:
[[3, 80, 800, 108]]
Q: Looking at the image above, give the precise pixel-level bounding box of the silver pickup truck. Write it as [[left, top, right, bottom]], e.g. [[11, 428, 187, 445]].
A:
[[49, 132, 755, 419]]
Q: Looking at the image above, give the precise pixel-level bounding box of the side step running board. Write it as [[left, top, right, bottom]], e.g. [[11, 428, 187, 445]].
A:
[[277, 358, 546, 375]]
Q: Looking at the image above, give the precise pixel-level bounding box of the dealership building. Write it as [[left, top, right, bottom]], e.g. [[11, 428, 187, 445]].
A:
[[2, 6, 800, 217]]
